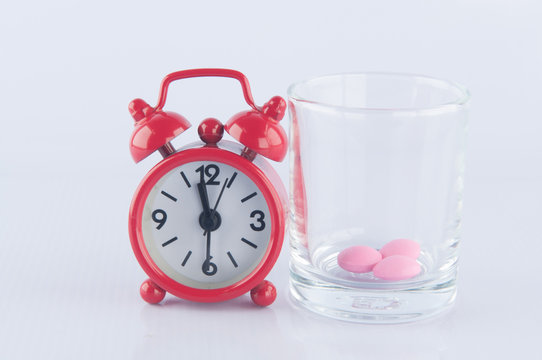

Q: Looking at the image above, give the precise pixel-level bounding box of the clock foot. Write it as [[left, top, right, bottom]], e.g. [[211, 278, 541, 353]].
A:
[[140, 279, 166, 304], [250, 280, 276, 307]]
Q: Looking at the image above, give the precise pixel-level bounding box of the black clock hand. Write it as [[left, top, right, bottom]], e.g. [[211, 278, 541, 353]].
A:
[[203, 178, 229, 236], [197, 182, 212, 217], [211, 177, 228, 215], [205, 230, 211, 262], [202, 230, 217, 276]]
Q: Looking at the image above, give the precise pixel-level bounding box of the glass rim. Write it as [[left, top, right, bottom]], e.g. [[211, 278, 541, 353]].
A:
[[287, 72, 470, 113]]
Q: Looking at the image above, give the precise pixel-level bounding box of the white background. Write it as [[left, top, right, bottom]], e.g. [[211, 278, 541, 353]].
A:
[[1, 0, 541, 359]]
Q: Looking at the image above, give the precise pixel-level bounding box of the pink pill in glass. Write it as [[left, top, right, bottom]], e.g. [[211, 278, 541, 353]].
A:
[[337, 246, 382, 273], [379, 238, 420, 259], [373, 255, 421, 281]]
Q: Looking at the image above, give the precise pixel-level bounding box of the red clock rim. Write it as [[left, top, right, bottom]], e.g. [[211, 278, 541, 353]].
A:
[[128, 147, 285, 303]]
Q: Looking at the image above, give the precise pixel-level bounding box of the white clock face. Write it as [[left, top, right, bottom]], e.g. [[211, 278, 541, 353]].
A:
[[142, 161, 272, 289]]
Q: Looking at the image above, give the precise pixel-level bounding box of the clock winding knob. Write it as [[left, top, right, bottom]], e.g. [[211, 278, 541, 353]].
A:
[[198, 118, 224, 145]]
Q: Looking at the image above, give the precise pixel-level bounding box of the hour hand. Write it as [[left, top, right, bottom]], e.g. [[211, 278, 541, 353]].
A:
[[203, 177, 229, 236], [197, 182, 211, 217]]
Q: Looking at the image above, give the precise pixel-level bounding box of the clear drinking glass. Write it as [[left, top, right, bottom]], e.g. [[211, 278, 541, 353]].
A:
[[287, 73, 470, 323]]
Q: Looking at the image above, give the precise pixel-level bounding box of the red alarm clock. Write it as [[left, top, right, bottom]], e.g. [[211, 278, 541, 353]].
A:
[[128, 69, 287, 307]]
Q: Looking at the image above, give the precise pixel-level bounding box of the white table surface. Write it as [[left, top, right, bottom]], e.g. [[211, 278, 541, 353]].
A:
[[1, 1, 541, 358]]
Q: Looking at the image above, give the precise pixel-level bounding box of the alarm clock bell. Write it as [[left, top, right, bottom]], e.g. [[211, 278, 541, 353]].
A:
[[128, 98, 191, 163]]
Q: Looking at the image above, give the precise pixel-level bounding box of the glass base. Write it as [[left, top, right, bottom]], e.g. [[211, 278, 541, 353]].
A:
[[289, 261, 457, 324]]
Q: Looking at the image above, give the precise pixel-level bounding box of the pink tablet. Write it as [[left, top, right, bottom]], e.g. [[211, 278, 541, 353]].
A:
[[338, 246, 382, 273], [379, 238, 420, 259], [373, 255, 421, 281]]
